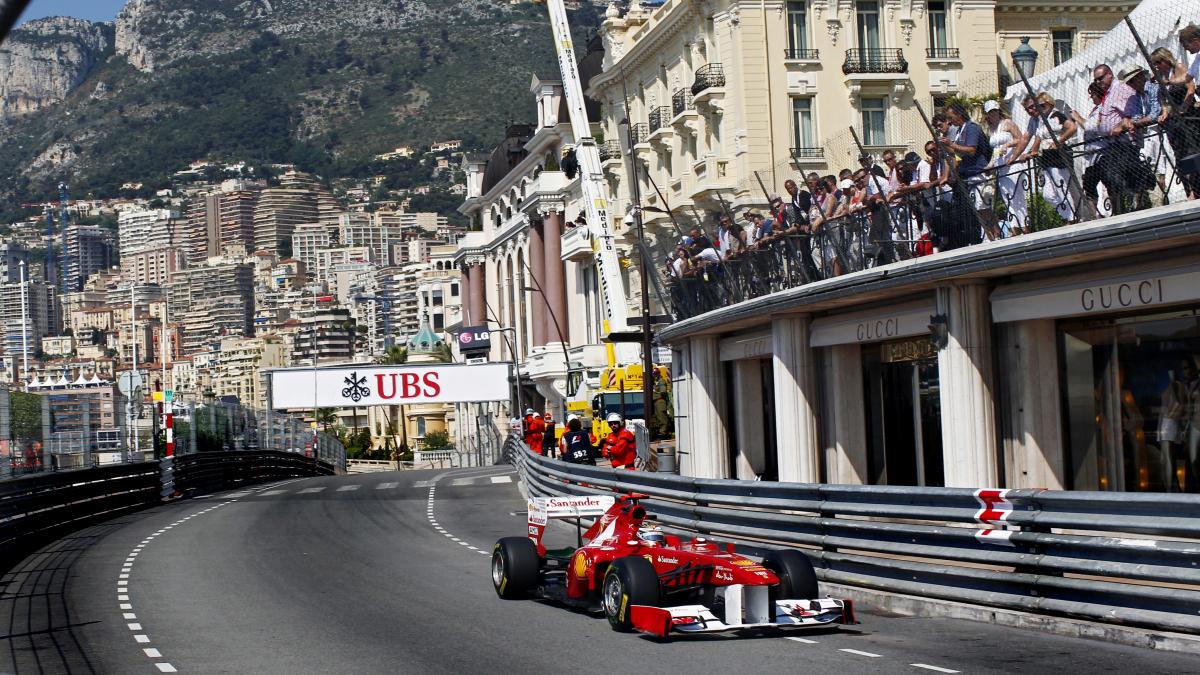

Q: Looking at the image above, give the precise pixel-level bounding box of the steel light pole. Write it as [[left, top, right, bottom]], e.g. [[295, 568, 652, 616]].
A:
[[18, 261, 28, 387]]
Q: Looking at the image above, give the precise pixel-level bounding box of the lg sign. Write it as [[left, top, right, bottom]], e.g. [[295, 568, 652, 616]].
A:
[[269, 363, 510, 408], [457, 325, 492, 352]]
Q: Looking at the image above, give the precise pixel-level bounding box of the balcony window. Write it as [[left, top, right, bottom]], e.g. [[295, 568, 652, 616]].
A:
[[786, 1, 809, 53], [856, 0, 880, 50], [861, 97, 886, 146], [791, 97, 816, 150], [927, 1, 948, 51], [1052, 29, 1074, 66], [649, 106, 672, 133], [843, 49, 908, 74]]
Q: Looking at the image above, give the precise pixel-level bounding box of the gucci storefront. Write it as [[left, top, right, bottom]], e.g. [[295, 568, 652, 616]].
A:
[[993, 260, 1200, 493]]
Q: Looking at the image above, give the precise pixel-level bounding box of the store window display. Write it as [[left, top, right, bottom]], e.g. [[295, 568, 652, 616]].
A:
[[1060, 309, 1200, 492]]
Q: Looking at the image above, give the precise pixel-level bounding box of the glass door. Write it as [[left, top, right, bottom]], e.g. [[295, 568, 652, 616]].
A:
[[856, 1, 881, 50], [863, 339, 944, 486]]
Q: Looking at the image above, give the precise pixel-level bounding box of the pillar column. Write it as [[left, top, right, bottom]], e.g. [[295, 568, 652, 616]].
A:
[[937, 281, 999, 487], [772, 315, 820, 483], [1002, 319, 1064, 489], [468, 262, 485, 326], [460, 265, 473, 326], [827, 344, 867, 484], [528, 223, 547, 347], [732, 359, 764, 480], [686, 336, 729, 479], [542, 210, 568, 345]]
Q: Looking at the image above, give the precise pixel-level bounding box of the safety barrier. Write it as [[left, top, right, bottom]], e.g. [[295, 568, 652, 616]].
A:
[[0, 450, 337, 568], [508, 437, 1200, 635]]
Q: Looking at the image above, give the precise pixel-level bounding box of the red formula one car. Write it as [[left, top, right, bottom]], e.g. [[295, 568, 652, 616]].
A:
[[491, 493, 854, 637]]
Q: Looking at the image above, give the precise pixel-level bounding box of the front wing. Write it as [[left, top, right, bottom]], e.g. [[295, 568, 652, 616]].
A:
[[630, 594, 853, 637]]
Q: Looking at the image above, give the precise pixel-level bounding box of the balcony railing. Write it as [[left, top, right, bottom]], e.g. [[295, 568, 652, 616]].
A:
[[925, 47, 960, 59], [789, 147, 824, 159], [648, 106, 672, 133], [665, 126, 1181, 322], [597, 140, 622, 162], [691, 63, 726, 95], [672, 89, 694, 117], [785, 48, 820, 60], [629, 123, 649, 146], [842, 48, 908, 74]]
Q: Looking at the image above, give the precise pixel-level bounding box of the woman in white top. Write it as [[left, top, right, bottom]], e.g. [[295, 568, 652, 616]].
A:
[[983, 100, 1027, 237], [1017, 92, 1078, 223]]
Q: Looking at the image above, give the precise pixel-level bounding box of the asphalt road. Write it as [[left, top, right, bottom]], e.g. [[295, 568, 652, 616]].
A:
[[2, 467, 1198, 674]]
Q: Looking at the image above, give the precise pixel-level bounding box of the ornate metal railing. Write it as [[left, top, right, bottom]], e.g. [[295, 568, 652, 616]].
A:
[[672, 89, 694, 117], [842, 48, 908, 74], [925, 47, 960, 59], [597, 140, 622, 162], [648, 106, 672, 133], [790, 147, 825, 159], [629, 123, 650, 146], [691, 63, 726, 95], [785, 48, 820, 60]]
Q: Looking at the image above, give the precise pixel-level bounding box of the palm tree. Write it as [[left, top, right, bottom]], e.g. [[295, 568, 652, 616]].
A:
[[433, 341, 453, 363], [377, 344, 408, 451], [315, 407, 338, 432]]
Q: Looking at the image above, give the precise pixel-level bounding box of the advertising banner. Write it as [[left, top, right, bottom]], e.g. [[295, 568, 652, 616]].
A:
[[269, 363, 511, 408]]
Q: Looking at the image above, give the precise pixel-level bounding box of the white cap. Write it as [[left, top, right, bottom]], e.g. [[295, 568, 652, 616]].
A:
[[525, 408, 535, 415], [566, 414, 579, 422], [983, 100, 1001, 113], [606, 412, 623, 424]]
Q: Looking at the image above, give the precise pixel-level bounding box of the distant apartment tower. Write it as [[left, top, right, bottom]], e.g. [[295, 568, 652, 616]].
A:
[[0, 243, 29, 283], [185, 188, 260, 264], [0, 280, 58, 382], [290, 223, 330, 276], [293, 303, 355, 365], [253, 188, 317, 257], [117, 208, 180, 260], [63, 224, 114, 291], [169, 259, 255, 355], [340, 213, 390, 264]]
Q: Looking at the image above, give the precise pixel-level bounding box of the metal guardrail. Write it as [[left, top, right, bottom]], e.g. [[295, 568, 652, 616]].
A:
[[507, 437, 1200, 635], [0, 449, 336, 567]]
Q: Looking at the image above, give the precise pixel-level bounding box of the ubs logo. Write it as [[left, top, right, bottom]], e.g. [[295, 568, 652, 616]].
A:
[[856, 318, 899, 341], [1080, 279, 1163, 312]]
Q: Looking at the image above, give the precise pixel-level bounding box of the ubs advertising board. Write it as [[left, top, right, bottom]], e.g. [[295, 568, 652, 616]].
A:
[[268, 363, 512, 408]]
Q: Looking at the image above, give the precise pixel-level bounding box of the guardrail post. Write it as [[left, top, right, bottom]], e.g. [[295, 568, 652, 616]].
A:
[[0, 386, 10, 477], [41, 394, 52, 472], [265, 403, 273, 451], [187, 402, 196, 454], [82, 399, 93, 468]]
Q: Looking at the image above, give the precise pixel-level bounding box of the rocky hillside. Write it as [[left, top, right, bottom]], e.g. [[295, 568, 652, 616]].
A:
[[0, 0, 602, 210], [0, 17, 112, 122]]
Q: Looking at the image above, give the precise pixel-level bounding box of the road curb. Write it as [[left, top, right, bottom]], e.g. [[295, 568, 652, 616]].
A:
[[824, 582, 1200, 655]]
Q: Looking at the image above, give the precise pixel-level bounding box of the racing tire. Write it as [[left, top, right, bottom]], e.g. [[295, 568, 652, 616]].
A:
[[492, 537, 540, 599], [763, 549, 819, 602], [602, 556, 661, 632]]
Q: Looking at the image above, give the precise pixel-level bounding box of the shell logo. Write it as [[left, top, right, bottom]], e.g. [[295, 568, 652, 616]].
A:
[[573, 552, 589, 578]]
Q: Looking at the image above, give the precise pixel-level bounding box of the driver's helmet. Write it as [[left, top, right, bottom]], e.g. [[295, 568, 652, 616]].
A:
[[637, 524, 666, 546]]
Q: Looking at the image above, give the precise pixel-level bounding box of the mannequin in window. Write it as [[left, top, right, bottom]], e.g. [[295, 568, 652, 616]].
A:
[[1158, 361, 1188, 492]]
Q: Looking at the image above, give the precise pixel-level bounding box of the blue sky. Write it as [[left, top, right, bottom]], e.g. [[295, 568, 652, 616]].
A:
[[17, 0, 127, 24]]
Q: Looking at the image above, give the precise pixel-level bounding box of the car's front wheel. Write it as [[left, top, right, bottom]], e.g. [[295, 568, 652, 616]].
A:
[[601, 556, 661, 631], [763, 548, 819, 602], [492, 537, 539, 599]]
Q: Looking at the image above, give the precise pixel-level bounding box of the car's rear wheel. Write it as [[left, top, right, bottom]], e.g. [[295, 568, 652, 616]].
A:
[[602, 556, 661, 631], [763, 549, 819, 602], [492, 537, 540, 599]]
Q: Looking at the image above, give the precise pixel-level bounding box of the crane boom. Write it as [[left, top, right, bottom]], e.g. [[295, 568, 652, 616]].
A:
[[544, 0, 629, 336]]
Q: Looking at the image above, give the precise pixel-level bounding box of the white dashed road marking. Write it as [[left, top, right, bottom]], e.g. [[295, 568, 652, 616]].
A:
[[489, 476, 512, 484], [422, 469, 515, 557], [377, 482, 399, 489], [839, 649, 882, 658], [299, 486, 326, 494], [786, 637, 818, 644], [259, 489, 288, 496], [337, 484, 361, 492], [911, 665, 959, 673], [116, 485, 260, 673]]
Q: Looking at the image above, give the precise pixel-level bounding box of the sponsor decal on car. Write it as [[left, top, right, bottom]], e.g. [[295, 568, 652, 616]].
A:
[[732, 559, 756, 567], [656, 556, 679, 565], [713, 568, 734, 582], [573, 552, 590, 579]]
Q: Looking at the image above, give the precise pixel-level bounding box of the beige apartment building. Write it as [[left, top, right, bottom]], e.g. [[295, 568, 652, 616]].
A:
[[211, 336, 287, 409], [590, 0, 1132, 234]]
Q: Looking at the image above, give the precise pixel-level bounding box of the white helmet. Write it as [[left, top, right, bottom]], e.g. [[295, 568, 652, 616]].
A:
[[638, 524, 666, 546], [606, 413, 623, 424], [566, 414, 579, 423], [525, 408, 536, 416]]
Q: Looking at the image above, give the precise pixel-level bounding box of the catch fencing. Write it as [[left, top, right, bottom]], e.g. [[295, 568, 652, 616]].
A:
[[0, 387, 346, 479], [508, 437, 1200, 635]]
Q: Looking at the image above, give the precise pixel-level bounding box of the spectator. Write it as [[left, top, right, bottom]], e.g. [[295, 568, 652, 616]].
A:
[[1092, 63, 1150, 215], [858, 153, 886, 178], [1182, 23, 1200, 100], [670, 245, 693, 278], [1121, 64, 1168, 201], [1150, 46, 1200, 198], [689, 227, 714, 252], [880, 150, 902, 192], [783, 179, 811, 225], [1074, 81, 1115, 217], [809, 177, 842, 277], [983, 99, 1027, 236], [1018, 92, 1078, 222]]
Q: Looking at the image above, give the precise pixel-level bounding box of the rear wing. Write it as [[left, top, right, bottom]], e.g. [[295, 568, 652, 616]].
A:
[[527, 495, 615, 554]]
